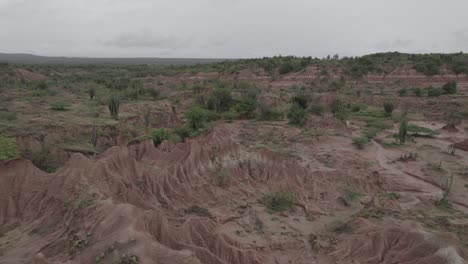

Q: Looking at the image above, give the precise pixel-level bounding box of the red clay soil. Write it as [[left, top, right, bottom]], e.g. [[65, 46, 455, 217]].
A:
[[15, 69, 47, 81], [453, 139, 468, 151], [0, 124, 467, 264]]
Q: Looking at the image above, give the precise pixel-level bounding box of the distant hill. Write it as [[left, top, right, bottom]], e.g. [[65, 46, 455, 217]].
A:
[[0, 53, 228, 65]]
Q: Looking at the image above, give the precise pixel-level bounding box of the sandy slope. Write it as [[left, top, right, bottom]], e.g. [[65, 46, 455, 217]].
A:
[[1, 121, 467, 264]]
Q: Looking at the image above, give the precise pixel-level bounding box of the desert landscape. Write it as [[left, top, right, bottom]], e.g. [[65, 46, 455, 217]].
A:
[[0, 53, 468, 263]]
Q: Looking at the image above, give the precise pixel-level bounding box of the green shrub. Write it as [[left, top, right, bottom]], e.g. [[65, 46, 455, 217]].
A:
[[427, 86, 443, 97], [50, 101, 68, 111], [206, 87, 233, 112], [223, 109, 239, 122], [149, 88, 160, 100], [23, 146, 59, 173], [185, 106, 208, 130], [108, 95, 120, 120], [352, 137, 369, 149], [32, 89, 57, 97], [407, 124, 438, 136], [150, 128, 170, 146], [0, 111, 17, 121], [216, 170, 231, 186], [344, 187, 362, 202], [291, 94, 309, 109], [174, 125, 192, 141], [309, 104, 325, 116], [0, 135, 19, 161], [442, 81, 457, 94], [88, 87, 96, 100], [185, 205, 212, 217], [36, 81, 48, 90], [263, 191, 295, 212], [191, 83, 204, 94], [383, 102, 394, 116], [331, 99, 347, 121], [279, 62, 295, 74], [414, 55, 442, 76], [257, 103, 283, 121], [398, 88, 407, 96], [287, 103, 308, 126], [413, 87, 422, 97], [351, 103, 367, 113], [233, 98, 257, 119]]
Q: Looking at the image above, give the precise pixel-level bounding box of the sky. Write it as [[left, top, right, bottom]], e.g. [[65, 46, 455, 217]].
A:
[[1, 0, 468, 58]]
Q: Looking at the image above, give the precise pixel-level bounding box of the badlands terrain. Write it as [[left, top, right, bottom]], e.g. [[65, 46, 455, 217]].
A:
[[1, 53, 468, 263]]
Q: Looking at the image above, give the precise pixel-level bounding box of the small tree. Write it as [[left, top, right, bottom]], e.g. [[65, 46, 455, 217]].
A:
[[331, 98, 347, 122], [287, 103, 308, 126], [88, 87, 96, 100], [442, 81, 457, 94], [383, 102, 394, 116], [150, 128, 170, 146], [398, 113, 408, 144], [185, 106, 208, 130], [108, 95, 120, 120], [149, 88, 160, 100]]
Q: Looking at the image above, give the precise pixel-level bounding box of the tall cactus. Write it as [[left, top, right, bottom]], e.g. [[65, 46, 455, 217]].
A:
[[91, 125, 98, 148], [108, 95, 120, 120]]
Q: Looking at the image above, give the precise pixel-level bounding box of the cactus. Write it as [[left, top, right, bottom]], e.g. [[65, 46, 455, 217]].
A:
[[108, 95, 120, 120], [143, 108, 151, 129], [91, 125, 98, 148]]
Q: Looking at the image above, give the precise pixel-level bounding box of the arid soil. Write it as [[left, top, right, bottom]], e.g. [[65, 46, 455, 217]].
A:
[[1, 64, 468, 264]]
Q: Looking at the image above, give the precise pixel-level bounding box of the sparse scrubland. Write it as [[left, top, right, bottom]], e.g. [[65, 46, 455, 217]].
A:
[[1, 52, 468, 263]]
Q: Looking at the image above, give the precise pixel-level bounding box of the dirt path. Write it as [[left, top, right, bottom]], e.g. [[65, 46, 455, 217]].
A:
[[372, 140, 443, 197]]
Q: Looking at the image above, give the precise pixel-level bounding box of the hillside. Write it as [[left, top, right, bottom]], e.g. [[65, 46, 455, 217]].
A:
[[1, 53, 468, 264]]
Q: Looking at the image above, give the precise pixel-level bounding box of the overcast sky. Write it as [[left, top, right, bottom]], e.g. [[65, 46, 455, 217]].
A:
[[1, 0, 468, 58]]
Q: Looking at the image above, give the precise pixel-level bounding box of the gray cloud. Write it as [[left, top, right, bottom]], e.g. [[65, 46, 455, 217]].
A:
[[374, 39, 413, 51], [453, 29, 468, 46], [0, 0, 467, 58], [104, 30, 191, 50]]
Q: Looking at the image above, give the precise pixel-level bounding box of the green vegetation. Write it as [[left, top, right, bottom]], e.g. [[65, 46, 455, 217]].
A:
[[333, 222, 353, 233], [344, 187, 362, 203], [287, 103, 308, 126], [0, 135, 19, 161], [407, 124, 438, 137], [184, 205, 212, 217], [414, 55, 442, 76], [427, 86, 443, 97], [309, 104, 325, 116], [257, 103, 283, 121], [49, 101, 68, 111], [331, 98, 347, 121], [435, 174, 454, 209], [413, 87, 422, 97], [263, 190, 295, 212], [206, 86, 233, 112], [22, 146, 59, 173], [398, 114, 408, 144], [352, 137, 369, 149], [399, 88, 407, 96], [216, 170, 231, 186], [88, 86, 96, 100], [76, 197, 95, 209], [442, 81, 457, 94], [185, 106, 208, 130], [149, 128, 170, 146], [383, 102, 394, 116], [385, 192, 401, 200], [108, 95, 120, 120]]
